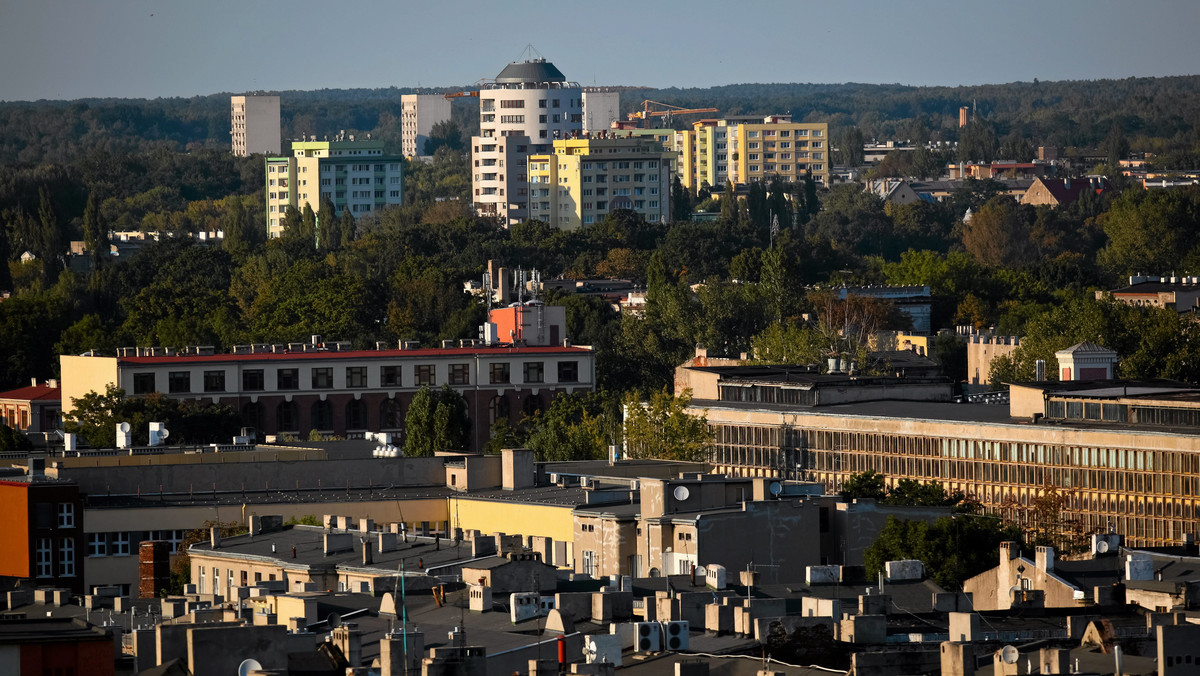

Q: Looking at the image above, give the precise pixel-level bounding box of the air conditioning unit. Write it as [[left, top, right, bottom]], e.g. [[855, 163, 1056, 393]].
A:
[[663, 621, 689, 651], [634, 622, 660, 652]]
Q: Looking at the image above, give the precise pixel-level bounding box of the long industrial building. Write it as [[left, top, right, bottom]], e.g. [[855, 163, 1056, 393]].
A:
[[677, 355, 1200, 548]]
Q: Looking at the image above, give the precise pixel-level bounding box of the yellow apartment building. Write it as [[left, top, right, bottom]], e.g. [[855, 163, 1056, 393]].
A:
[[527, 135, 675, 229]]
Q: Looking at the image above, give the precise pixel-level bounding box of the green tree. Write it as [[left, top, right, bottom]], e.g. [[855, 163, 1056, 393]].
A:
[[318, 199, 340, 252], [0, 422, 33, 454], [961, 196, 1036, 267], [864, 515, 1023, 589], [423, 120, 464, 155], [621, 387, 713, 462], [403, 385, 470, 457], [522, 391, 615, 462], [884, 478, 963, 507], [748, 322, 824, 365], [839, 470, 886, 501], [82, 191, 108, 273], [1097, 188, 1200, 276], [719, 180, 738, 223]]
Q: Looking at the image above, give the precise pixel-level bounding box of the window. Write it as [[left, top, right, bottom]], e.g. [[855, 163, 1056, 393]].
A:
[[558, 361, 579, 382], [346, 400, 367, 430], [243, 369, 265, 391], [346, 367, 367, 388], [311, 401, 333, 430], [500, 99, 525, 108], [133, 373, 155, 394], [415, 365, 436, 387], [278, 368, 299, 390], [490, 363, 511, 384], [204, 370, 225, 393], [311, 368, 333, 389], [524, 362, 544, 383], [87, 533, 107, 557], [59, 538, 75, 577], [168, 371, 190, 394], [112, 532, 131, 556], [36, 539, 51, 577], [58, 503, 74, 528], [450, 363, 470, 385], [582, 550, 596, 576]]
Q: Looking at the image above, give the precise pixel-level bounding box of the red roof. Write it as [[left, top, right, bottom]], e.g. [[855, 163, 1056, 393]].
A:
[[117, 345, 592, 365], [1036, 177, 1110, 204], [0, 384, 61, 402]]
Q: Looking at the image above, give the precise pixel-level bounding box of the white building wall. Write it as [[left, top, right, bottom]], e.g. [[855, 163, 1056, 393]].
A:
[[231, 95, 281, 157], [401, 94, 453, 158], [582, 91, 620, 133]]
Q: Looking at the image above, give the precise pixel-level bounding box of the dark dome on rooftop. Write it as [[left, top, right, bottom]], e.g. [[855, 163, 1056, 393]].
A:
[[495, 59, 567, 84]]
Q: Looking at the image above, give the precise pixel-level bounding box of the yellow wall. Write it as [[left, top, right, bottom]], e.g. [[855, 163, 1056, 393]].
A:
[[60, 355, 119, 415], [449, 496, 576, 543]]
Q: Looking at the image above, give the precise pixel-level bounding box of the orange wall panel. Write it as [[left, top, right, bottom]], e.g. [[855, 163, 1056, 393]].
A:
[[0, 483, 30, 578]]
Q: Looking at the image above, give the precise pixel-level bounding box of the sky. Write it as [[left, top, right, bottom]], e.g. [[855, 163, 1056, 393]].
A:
[[2, 0, 1199, 101]]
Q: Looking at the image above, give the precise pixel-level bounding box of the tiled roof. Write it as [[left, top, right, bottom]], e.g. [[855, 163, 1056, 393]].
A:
[[0, 384, 60, 402]]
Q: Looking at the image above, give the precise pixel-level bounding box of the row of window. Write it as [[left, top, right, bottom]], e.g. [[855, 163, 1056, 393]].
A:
[[131, 361, 580, 395], [86, 530, 185, 557]]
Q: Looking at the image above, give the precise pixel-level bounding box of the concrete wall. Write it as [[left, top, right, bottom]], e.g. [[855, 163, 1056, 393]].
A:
[[966, 335, 1020, 386], [60, 455, 446, 496], [187, 624, 291, 676], [833, 501, 950, 567], [694, 500, 821, 585]]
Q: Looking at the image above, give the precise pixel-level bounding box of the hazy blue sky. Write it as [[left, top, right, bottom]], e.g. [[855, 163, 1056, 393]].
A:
[[2, 0, 1198, 101]]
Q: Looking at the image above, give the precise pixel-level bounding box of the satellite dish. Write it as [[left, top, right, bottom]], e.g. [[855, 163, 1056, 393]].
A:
[[648, 567, 660, 578], [327, 612, 342, 629], [673, 486, 691, 501], [117, 422, 131, 433], [694, 566, 707, 577], [768, 481, 782, 496], [1008, 586, 1021, 599], [238, 658, 264, 676], [1000, 645, 1019, 664], [1097, 539, 1110, 554]]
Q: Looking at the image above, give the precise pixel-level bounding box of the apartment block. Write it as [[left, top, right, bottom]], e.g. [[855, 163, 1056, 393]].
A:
[[678, 115, 830, 191], [265, 138, 403, 238], [527, 134, 675, 229], [400, 94, 452, 158], [472, 58, 583, 224], [230, 95, 281, 157]]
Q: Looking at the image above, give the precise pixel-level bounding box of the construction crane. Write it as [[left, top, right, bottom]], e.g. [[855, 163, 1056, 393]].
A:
[[628, 99, 718, 123], [443, 91, 479, 99]]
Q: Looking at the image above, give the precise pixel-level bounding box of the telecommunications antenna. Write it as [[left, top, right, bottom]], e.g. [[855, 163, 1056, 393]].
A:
[[1097, 539, 1110, 554], [238, 659, 264, 676], [1000, 646, 1019, 665], [673, 486, 691, 501]]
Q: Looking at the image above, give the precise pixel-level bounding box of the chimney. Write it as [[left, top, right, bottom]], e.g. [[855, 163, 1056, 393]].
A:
[[361, 538, 373, 566], [139, 541, 171, 600], [249, 515, 262, 536], [210, 527, 221, 549], [999, 541, 1016, 562], [1035, 546, 1055, 573]]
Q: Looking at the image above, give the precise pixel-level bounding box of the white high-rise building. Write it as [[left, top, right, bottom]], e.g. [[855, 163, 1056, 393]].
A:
[[230, 95, 281, 157], [471, 59, 582, 224], [401, 94, 453, 158]]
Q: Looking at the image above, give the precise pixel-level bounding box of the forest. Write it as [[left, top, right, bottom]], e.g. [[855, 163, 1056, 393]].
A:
[[3, 75, 1200, 454]]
